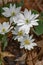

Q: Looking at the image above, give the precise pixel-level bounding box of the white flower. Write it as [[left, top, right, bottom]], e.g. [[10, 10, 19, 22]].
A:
[[12, 26, 25, 41], [20, 34, 37, 50], [2, 4, 21, 24], [14, 9, 39, 34], [0, 22, 12, 35]]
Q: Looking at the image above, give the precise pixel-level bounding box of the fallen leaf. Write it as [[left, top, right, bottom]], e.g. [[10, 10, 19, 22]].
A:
[[35, 60, 43, 65], [15, 53, 27, 61], [0, 17, 8, 23], [37, 40, 43, 57], [1, 52, 14, 58]]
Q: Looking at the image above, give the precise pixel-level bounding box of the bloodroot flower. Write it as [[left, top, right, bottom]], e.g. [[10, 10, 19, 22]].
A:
[[2, 4, 21, 24], [12, 26, 25, 41], [14, 9, 39, 34], [20, 34, 37, 50], [0, 22, 12, 35]]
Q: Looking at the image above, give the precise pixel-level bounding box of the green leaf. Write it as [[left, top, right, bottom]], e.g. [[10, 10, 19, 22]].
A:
[[16, 0, 24, 7], [39, 12, 43, 19], [32, 9, 39, 14], [40, 12, 43, 17], [33, 19, 43, 36], [0, 34, 3, 41], [3, 3, 11, 7], [0, 59, 2, 65], [3, 0, 24, 8], [0, 7, 4, 16], [2, 35, 8, 51]]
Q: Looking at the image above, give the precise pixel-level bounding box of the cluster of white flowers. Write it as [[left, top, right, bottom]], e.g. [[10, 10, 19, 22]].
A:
[[1, 4, 39, 50]]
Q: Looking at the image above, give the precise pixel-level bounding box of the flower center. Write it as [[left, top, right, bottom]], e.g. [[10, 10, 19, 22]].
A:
[[18, 30, 23, 36], [2, 28, 6, 32], [25, 19, 29, 24], [24, 39, 30, 45], [11, 12, 15, 16]]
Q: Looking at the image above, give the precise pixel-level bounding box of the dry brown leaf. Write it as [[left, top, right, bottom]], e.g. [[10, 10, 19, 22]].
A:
[[3, 0, 8, 4], [0, 42, 1, 58], [0, 0, 3, 6], [27, 61, 33, 65], [35, 0, 43, 12], [35, 60, 43, 65], [37, 40, 43, 57], [0, 51, 14, 65], [26, 53, 34, 65], [15, 53, 27, 61], [2, 62, 5, 65], [0, 17, 8, 23], [37, 40, 43, 48], [1, 52, 14, 58]]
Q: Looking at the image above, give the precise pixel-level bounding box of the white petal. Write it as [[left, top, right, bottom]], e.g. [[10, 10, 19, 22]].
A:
[[31, 21, 38, 26], [31, 19, 39, 22], [18, 37, 23, 41], [18, 13, 25, 20], [2, 11, 11, 17], [19, 25, 30, 34], [15, 7, 21, 14], [17, 20, 25, 26], [12, 30, 17, 35], [33, 43, 37, 46], [3, 22, 10, 29], [25, 27, 30, 34], [2, 7, 9, 11], [24, 8, 29, 17], [31, 14, 39, 21], [31, 39, 35, 42], [0, 23, 2, 29], [17, 23, 24, 26], [33, 14, 39, 20], [28, 10, 31, 15], [25, 45, 31, 50], [10, 17, 14, 24], [27, 10, 31, 18], [14, 36, 18, 40], [20, 45, 24, 48], [1, 32, 5, 35], [10, 4, 12, 8], [28, 24, 33, 27], [31, 43, 37, 46], [29, 35, 33, 39], [29, 14, 35, 20]]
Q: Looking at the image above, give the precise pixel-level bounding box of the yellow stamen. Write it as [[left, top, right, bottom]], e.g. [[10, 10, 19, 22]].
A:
[[25, 19, 29, 24], [18, 30, 23, 36], [2, 28, 6, 32], [11, 12, 15, 16], [24, 39, 30, 45]]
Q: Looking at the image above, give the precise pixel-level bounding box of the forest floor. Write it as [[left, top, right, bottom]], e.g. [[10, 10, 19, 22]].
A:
[[0, 0, 43, 65]]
